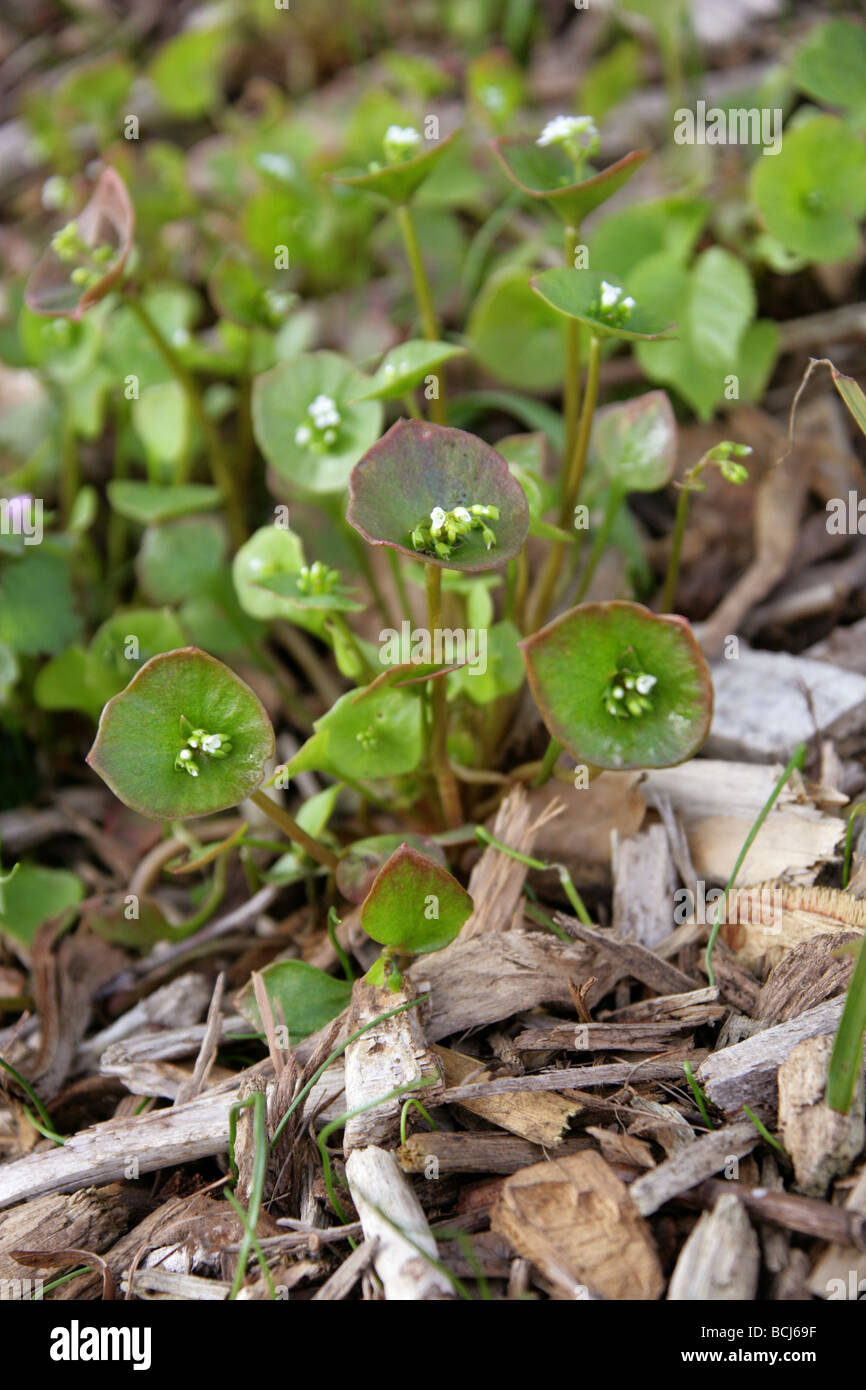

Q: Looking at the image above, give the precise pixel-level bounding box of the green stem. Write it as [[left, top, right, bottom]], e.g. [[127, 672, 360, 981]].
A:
[[250, 788, 338, 870], [660, 483, 692, 613], [0, 1054, 65, 1145], [562, 223, 582, 465], [533, 735, 562, 787], [574, 484, 624, 605], [395, 203, 446, 425], [403, 392, 423, 421], [123, 294, 244, 548], [425, 564, 462, 829], [529, 334, 601, 631], [388, 546, 413, 624], [827, 932, 866, 1114]]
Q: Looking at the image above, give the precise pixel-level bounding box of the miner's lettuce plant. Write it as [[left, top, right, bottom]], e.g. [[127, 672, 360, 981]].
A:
[[4, 23, 866, 1040]]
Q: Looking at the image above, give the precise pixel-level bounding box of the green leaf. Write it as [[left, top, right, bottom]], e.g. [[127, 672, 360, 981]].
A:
[[347, 418, 529, 572], [0, 549, 82, 656], [831, 365, 866, 438], [751, 115, 866, 263], [131, 381, 190, 470], [148, 27, 228, 119], [285, 680, 424, 782], [448, 620, 525, 706], [86, 647, 275, 820], [361, 843, 473, 954], [34, 645, 117, 720], [232, 524, 311, 623], [588, 195, 708, 282], [252, 352, 383, 494], [90, 608, 189, 681], [590, 391, 677, 493], [107, 481, 221, 524], [521, 601, 713, 770], [135, 515, 228, 604], [468, 268, 567, 391], [82, 893, 180, 951], [329, 129, 461, 205], [467, 50, 525, 131], [0, 863, 83, 949], [793, 20, 866, 124], [826, 932, 866, 1113], [350, 340, 466, 401], [235, 960, 352, 1041], [531, 268, 676, 342], [208, 254, 294, 331], [254, 571, 364, 613], [336, 832, 446, 904], [491, 139, 649, 225], [687, 248, 755, 368]]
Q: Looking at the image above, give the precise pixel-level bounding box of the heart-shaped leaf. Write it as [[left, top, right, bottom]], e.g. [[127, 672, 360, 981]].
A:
[[491, 138, 649, 225], [86, 647, 275, 819], [531, 268, 676, 341], [590, 391, 677, 493], [350, 340, 466, 402], [520, 601, 713, 770], [347, 418, 529, 572], [252, 351, 383, 494], [26, 167, 134, 319], [329, 128, 461, 204], [361, 843, 473, 954], [336, 832, 445, 904], [235, 960, 352, 1041]]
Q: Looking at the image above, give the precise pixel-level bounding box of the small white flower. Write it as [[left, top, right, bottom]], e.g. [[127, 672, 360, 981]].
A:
[[248, 556, 265, 572], [430, 506, 447, 533], [384, 363, 397, 377], [621, 296, 635, 311], [201, 734, 222, 753], [385, 124, 421, 150], [179, 748, 193, 760], [536, 114, 598, 148], [612, 686, 624, 700], [635, 674, 657, 695], [453, 507, 471, 523], [600, 280, 622, 309], [295, 425, 312, 446]]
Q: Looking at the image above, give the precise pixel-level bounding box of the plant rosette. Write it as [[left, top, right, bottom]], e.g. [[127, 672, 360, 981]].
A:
[[491, 125, 649, 226], [346, 418, 529, 572], [86, 647, 275, 819], [329, 127, 462, 205], [252, 351, 383, 494], [530, 268, 676, 342], [26, 167, 135, 319], [520, 601, 713, 770]]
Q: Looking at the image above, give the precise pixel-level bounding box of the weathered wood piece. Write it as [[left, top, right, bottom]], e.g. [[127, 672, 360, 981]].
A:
[[554, 914, 699, 995], [342, 981, 442, 1152], [667, 1193, 760, 1300], [611, 824, 676, 948], [492, 1152, 664, 1300], [433, 1045, 581, 1146], [398, 1131, 546, 1176], [777, 1035, 865, 1197], [629, 1121, 757, 1217], [696, 997, 845, 1115], [344, 1146, 453, 1301]]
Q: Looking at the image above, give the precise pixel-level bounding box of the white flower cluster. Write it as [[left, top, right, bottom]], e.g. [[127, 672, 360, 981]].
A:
[[536, 114, 599, 167], [603, 278, 636, 311], [384, 125, 422, 162], [295, 394, 342, 449]]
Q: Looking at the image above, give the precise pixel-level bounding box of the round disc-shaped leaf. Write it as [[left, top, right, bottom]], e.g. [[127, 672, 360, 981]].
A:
[[520, 601, 713, 770], [86, 647, 275, 819], [252, 351, 383, 494], [347, 418, 529, 572], [107, 481, 221, 525], [361, 843, 473, 955], [26, 168, 134, 319], [751, 115, 866, 264], [232, 524, 306, 621], [329, 129, 461, 204], [590, 391, 677, 493], [491, 139, 649, 225], [531, 268, 676, 341]]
